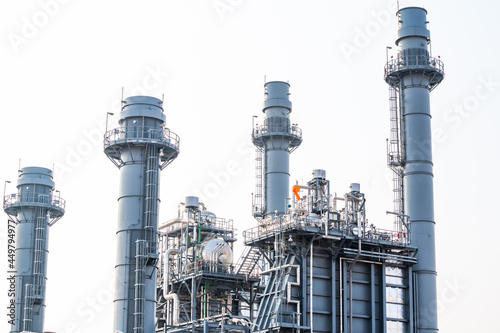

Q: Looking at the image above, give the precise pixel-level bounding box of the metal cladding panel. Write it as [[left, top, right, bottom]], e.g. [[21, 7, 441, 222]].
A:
[[404, 175, 435, 221], [263, 81, 292, 111], [410, 222, 437, 271], [266, 107, 291, 119], [114, 229, 143, 331], [16, 167, 55, 189], [265, 148, 290, 216], [404, 117, 433, 162], [415, 274, 438, 325], [120, 95, 166, 123], [403, 87, 430, 113], [117, 149, 145, 230], [396, 7, 430, 45]]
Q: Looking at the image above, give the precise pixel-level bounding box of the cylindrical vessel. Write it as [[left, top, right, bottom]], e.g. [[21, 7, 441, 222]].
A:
[[4, 167, 64, 333], [386, 7, 444, 332], [104, 96, 179, 333], [252, 82, 302, 219]]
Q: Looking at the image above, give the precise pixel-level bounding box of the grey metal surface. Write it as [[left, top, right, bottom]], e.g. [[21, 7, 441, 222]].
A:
[[384, 7, 444, 333], [246, 166, 416, 332], [252, 81, 302, 219], [104, 96, 179, 333], [157, 198, 257, 332], [3, 167, 65, 333]]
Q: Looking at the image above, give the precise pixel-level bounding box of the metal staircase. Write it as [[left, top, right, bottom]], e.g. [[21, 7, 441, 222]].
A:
[[236, 246, 262, 276], [254, 254, 296, 331]]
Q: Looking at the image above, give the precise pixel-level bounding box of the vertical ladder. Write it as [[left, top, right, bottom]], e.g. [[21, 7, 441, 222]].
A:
[[23, 284, 34, 332], [387, 86, 405, 234], [254, 147, 264, 221], [134, 144, 160, 333], [144, 144, 160, 258], [32, 207, 47, 301], [134, 240, 147, 333]]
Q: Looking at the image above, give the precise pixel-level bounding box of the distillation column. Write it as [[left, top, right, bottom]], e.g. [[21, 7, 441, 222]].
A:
[[384, 7, 445, 332], [252, 81, 302, 219], [3, 167, 65, 333], [104, 96, 179, 333]]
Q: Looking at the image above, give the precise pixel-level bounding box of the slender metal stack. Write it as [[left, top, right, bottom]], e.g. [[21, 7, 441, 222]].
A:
[[384, 7, 445, 332], [252, 81, 302, 220], [3, 167, 65, 333], [104, 96, 179, 333]]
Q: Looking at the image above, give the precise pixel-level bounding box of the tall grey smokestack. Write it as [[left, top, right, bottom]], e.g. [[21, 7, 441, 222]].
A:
[[385, 7, 444, 333], [104, 96, 180, 333], [252, 81, 302, 220], [3, 167, 65, 333]]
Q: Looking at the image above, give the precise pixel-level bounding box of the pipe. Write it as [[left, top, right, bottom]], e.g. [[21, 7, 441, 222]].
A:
[[260, 263, 299, 275], [159, 218, 183, 231], [349, 239, 362, 333], [285, 264, 301, 316], [340, 258, 343, 333], [163, 247, 185, 297], [191, 218, 197, 247], [310, 242, 314, 333], [164, 293, 180, 326]]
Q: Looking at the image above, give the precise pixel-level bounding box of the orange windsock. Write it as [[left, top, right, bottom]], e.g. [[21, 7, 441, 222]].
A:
[[292, 185, 301, 201]]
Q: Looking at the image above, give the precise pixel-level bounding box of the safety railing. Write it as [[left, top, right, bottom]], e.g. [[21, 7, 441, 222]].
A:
[[3, 193, 66, 212], [252, 124, 302, 139], [269, 311, 301, 327], [384, 55, 444, 77], [162, 217, 234, 235], [243, 216, 410, 246], [104, 126, 180, 150]]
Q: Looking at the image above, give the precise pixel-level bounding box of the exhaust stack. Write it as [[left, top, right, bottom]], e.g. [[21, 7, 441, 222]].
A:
[[252, 81, 302, 220], [3, 167, 65, 333], [104, 96, 179, 333], [385, 7, 444, 332]]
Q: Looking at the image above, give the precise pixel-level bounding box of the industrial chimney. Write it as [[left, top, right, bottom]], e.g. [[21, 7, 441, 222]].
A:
[[104, 96, 180, 333], [3, 167, 65, 333], [385, 7, 445, 332], [252, 81, 302, 220]]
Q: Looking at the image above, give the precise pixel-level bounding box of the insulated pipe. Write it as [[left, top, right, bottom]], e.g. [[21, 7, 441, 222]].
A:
[[163, 248, 184, 297], [164, 293, 180, 326], [385, 7, 444, 332]]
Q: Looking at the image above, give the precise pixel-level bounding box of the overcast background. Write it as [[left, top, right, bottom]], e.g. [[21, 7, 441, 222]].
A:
[[1, 0, 499, 332]]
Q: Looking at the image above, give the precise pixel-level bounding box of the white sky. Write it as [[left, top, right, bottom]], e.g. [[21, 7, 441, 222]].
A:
[[1, 0, 499, 332]]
